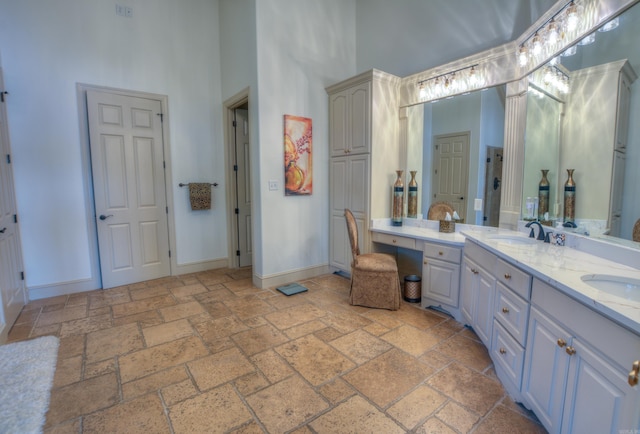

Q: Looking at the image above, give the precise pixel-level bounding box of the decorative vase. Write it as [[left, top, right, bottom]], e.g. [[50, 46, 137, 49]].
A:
[[563, 169, 576, 223], [392, 170, 404, 226], [538, 169, 549, 221], [407, 170, 418, 218]]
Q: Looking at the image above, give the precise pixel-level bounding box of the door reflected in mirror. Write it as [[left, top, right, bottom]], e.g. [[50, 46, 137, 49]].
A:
[[406, 85, 506, 226]]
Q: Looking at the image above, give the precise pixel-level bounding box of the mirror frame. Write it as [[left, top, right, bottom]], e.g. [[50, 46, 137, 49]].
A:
[[397, 0, 639, 229]]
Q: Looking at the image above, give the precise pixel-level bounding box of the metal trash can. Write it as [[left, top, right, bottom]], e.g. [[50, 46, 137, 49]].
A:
[[403, 275, 421, 303]]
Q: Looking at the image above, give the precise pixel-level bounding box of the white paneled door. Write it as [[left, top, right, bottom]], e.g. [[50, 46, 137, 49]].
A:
[[87, 90, 170, 289], [0, 67, 26, 342], [432, 132, 470, 218]]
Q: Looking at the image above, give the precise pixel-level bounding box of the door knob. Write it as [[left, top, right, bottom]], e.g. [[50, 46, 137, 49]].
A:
[[629, 360, 639, 387], [99, 214, 113, 221]]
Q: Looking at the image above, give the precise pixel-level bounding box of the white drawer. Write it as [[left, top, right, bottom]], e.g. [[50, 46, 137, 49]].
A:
[[494, 282, 530, 346], [423, 242, 461, 263], [371, 232, 416, 250], [496, 259, 531, 300], [463, 239, 497, 272], [491, 320, 525, 389]]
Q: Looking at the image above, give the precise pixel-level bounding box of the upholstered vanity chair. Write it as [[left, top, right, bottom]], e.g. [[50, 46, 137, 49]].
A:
[[427, 201, 455, 220], [344, 209, 401, 310]]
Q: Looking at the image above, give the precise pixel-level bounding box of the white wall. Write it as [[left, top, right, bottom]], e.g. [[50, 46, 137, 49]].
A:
[[254, 0, 355, 282], [0, 0, 225, 293]]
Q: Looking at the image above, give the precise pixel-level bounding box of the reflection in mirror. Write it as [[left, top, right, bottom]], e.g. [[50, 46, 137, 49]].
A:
[[522, 1, 640, 244], [406, 86, 506, 226]]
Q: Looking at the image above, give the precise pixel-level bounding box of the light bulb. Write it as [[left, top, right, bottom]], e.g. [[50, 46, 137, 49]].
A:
[[468, 67, 479, 87], [418, 83, 427, 99], [566, 2, 579, 32], [599, 17, 619, 32], [531, 33, 543, 56], [543, 66, 553, 85], [518, 45, 529, 67], [579, 33, 595, 45], [547, 19, 559, 45]]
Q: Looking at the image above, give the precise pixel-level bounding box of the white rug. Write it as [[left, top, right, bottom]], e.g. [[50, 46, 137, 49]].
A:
[[0, 335, 59, 434]]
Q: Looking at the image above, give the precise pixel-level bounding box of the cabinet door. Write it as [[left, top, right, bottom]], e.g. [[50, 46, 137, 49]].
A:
[[561, 339, 640, 434], [474, 266, 495, 347], [608, 150, 625, 237], [614, 71, 632, 152], [348, 82, 371, 155], [460, 257, 477, 325], [329, 155, 369, 271], [522, 307, 573, 433], [329, 91, 348, 156], [422, 257, 460, 306]]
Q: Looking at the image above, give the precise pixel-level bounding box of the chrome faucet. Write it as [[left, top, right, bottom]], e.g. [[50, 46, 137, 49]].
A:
[[525, 221, 547, 242]]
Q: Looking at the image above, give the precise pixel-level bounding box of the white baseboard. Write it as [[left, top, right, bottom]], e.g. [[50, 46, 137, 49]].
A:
[[173, 258, 229, 276], [29, 278, 100, 301], [254, 264, 330, 289]]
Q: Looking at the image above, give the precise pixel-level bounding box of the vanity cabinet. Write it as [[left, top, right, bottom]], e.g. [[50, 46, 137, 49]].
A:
[[460, 240, 497, 347], [421, 241, 462, 320], [327, 70, 401, 273], [522, 278, 640, 434]]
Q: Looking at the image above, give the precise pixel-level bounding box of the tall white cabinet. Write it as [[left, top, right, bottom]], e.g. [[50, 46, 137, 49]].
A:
[[327, 70, 401, 273]]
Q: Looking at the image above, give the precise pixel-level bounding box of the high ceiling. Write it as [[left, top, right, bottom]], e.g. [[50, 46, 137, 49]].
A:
[[356, 0, 558, 77]]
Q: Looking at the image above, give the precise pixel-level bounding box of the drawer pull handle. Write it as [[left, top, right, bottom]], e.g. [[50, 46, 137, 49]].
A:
[[502, 307, 509, 314], [392, 239, 397, 243], [471, 269, 479, 275], [499, 348, 507, 355], [438, 251, 443, 256], [557, 338, 566, 348], [566, 346, 576, 356], [504, 273, 511, 279], [629, 360, 639, 387]]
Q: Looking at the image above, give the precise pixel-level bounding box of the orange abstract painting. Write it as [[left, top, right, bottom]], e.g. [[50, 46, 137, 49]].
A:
[[284, 114, 312, 195]]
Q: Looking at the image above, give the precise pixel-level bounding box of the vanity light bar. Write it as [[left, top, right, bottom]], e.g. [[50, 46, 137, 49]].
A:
[[416, 64, 483, 101], [517, 0, 583, 68]]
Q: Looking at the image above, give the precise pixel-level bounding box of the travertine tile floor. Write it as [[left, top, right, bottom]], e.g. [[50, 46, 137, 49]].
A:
[[8, 268, 547, 433]]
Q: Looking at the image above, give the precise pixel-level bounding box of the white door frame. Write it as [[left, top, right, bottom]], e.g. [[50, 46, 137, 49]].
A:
[[223, 88, 252, 269], [76, 83, 176, 289]]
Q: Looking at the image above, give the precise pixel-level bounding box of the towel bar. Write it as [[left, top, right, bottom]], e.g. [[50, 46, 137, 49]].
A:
[[178, 182, 218, 187]]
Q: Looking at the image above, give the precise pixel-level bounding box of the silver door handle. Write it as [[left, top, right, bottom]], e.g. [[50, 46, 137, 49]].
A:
[[99, 214, 113, 221]]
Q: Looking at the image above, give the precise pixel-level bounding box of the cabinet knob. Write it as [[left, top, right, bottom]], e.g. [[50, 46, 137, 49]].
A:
[[424, 260, 428, 265], [504, 273, 511, 279], [471, 269, 479, 275], [438, 251, 443, 256], [629, 360, 640, 387], [565, 346, 576, 356], [502, 307, 509, 314], [557, 338, 566, 348], [499, 348, 507, 355]]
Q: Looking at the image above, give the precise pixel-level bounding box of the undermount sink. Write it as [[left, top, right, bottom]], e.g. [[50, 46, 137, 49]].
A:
[[581, 274, 640, 302], [486, 235, 537, 245]]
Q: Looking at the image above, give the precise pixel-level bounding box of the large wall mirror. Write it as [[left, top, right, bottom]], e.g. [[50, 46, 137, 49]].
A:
[[405, 85, 506, 226], [522, 0, 640, 245]]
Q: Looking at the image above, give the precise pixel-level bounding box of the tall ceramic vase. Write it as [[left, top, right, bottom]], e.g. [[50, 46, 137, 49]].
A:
[[538, 169, 549, 221], [407, 170, 418, 218], [563, 169, 576, 223], [392, 170, 404, 226]]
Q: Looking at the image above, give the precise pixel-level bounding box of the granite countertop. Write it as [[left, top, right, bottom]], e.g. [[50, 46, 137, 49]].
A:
[[462, 229, 640, 335]]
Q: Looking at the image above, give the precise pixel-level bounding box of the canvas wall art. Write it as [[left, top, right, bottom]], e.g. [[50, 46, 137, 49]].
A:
[[284, 114, 312, 195]]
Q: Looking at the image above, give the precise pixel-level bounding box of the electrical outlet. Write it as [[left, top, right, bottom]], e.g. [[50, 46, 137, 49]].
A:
[[268, 180, 278, 191]]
